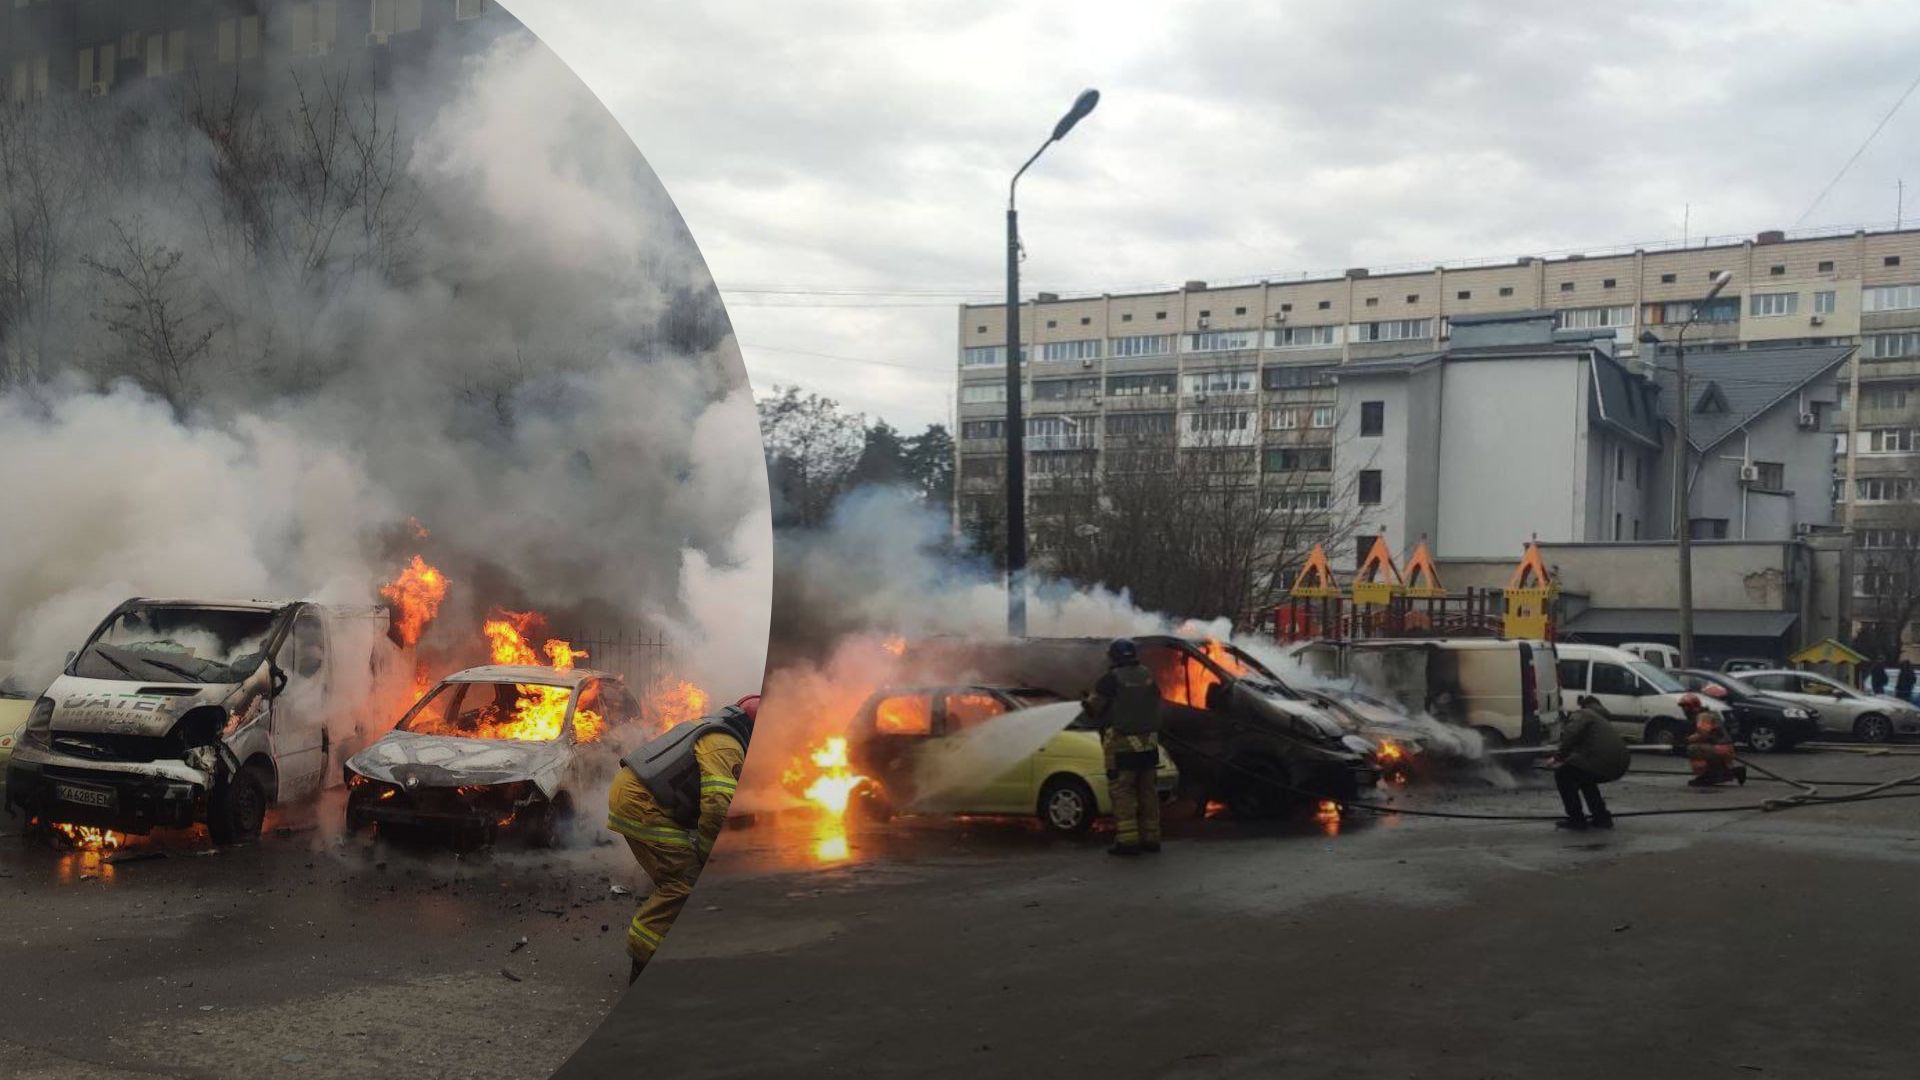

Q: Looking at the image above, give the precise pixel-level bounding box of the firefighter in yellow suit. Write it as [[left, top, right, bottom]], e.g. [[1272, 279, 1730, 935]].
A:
[[606, 694, 757, 983], [1083, 638, 1163, 856]]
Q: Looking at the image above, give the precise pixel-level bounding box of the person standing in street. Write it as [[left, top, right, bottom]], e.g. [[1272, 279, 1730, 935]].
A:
[[1549, 695, 1629, 830], [607, 695, 757, 983], [1869, 659, 1890, 696], [1897, 660, 1916, 704], [1083, 638, 1163, 856]]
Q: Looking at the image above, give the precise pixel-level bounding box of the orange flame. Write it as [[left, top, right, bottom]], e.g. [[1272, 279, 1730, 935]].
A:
[[793, 737, 867, 864], [644, 678, 711, 736], [1316, 799, 1342, 837], [880, 636, 906, 657], [395, 611, 606, 743], [380, 555, 448, 648], [50, 823, 124, 851]]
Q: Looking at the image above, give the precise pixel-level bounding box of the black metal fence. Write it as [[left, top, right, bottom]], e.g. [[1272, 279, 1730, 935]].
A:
[[552, 628, 673, 690]]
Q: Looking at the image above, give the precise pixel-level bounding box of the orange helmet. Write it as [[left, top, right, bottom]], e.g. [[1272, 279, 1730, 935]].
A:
[[1678, 692, 1704, 712], [733, 694, 761, 721]]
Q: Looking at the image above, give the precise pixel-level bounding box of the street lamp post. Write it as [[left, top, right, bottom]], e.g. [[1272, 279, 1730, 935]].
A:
[[1642, 269, 1732, 669], [1005, 88, 1099, 637]]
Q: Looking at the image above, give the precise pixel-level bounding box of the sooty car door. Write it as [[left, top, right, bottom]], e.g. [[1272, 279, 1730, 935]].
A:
[[937, 689, 1027, 812], [270, 606, 331, 801]]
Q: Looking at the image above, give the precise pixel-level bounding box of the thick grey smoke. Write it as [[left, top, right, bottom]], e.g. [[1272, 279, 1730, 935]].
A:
[[0, 25, 769, 702]]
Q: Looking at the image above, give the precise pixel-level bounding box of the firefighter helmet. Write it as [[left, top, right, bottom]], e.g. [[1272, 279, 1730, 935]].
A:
[[734, 694, 761, 721], [1107, 638, 1139, 665], [1678, 692, 1704, 713]]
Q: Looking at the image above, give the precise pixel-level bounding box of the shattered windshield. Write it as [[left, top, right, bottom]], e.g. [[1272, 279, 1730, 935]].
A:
[[72, 604, 281, 684], [398, 679, 572, 742]]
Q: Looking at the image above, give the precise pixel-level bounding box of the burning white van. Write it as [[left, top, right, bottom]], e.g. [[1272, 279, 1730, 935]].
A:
[[4, 598, 407, 843]]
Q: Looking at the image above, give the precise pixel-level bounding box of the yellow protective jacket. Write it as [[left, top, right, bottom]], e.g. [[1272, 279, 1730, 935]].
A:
[[609, 729, 744, 859]]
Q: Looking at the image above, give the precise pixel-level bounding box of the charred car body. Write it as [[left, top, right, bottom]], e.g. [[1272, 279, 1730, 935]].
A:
[[900, 635, 1379, 817], [5, 598, 404, 842], [344, 664, 641, 846]]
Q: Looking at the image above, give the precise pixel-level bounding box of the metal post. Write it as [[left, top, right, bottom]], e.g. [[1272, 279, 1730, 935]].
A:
[[1005, 204, 1027, 636], [1673, 327, 1695, 668]]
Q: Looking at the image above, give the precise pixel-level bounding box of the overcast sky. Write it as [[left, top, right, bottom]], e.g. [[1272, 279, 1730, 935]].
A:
[[509, 0, 1920, 430]]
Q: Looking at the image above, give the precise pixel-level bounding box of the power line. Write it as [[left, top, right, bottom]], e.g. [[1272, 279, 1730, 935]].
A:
[[1795, 66, 1920, 227], [737, 341, 948, 373]]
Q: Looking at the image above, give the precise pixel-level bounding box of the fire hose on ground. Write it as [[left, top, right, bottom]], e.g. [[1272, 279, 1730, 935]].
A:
[[1155, 733, 1920, 824]]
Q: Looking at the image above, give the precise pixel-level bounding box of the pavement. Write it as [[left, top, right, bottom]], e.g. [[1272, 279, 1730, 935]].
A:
[[0, 789, 646, 1080], [554, 747, 1920, 1080]]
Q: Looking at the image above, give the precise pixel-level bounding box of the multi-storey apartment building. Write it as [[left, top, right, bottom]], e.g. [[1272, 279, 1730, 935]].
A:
[[956, 225, 1920, 642], [2, 0, 496, 106]]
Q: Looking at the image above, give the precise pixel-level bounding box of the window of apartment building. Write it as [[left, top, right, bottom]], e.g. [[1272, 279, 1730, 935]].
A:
[[1660, 272, 1677, 284], [1181, 368, 1256, 395], [1044, 320, 1057, 329], [961, 345, 1009, 368], [1457, 290, 1471, 300], [959, 420, 1005, 440], [1080, 317, 1092, 325], [1120, 313, 1133, 322], [371, 0, 426, 36], [1185, 330, 1259, 353], [1269, 325, 1339, 348], [1749, 292, 1799, 317], [1813, 290, 1837, 314], [1643, 297, 1739, 325], [1108, 448, 1175, 474], [1603, 278, 1618, 289], [1190, 448, 1258, 474], [1110, 334, 1173, 358], [1360, 401, 1385, 436], [1267, 489, 1331, 513], [1039, 339, 1102, 362], [8, 55, 46, 104], [1889, 256, 1904, 267], [1633, 519, 1642, 540], [1268, 408, 1300, 430], [1557, 305, 1634, 330], [1351, 318, 1431, 343], [1107, 372, 1177, 396], [1864, 284, 1920, 312], [1105, 412, 1174, 437], [1689, 518, 1730, 540], [1499, 286, 1514, 297], [1029, 450, 1095, 476], [1280, 303, 1295, 312], [1405, 294, 1419, 304], [1860, 528, 1920, 550], [1819, 260, 1835, 273], [1613, 513, 1622, 540], [1265, 447, 1333, 472], [1559, 282, 1574, 293], [457, 0, 488, 19], [1311, 405, 1335, 428], [1364, 297, 1380, 307], [1752, 461, 1786, 489], [959, 456, 1005, 479], [1862, 428, 1920, 453], [289, 1, 342, 53], [1358, 470, 1383, 505], [1856, 477, 1916, 502], [1155, 311, 1168, 320], [216, 18, 262, 62], [1866, 332, 1920, 360], [1198, 310, 1211, 318], [145, 34, 165, 77], [975, 325, 987, 334], [1032, 377, 1100, 401], [1862, 387, 1911, 411], [1769, 265, 1786, 277], [1234, 306, 1247, 316], [1317, 300, 1332, 310], [1634, 454, 1645, 488], [1186, 410, 1251, 433], [959, 383, 1014, 404]]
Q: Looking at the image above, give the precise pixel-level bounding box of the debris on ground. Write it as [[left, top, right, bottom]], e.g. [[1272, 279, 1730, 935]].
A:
[[500, 968, 523, 982], [510, 936, 528, 953]]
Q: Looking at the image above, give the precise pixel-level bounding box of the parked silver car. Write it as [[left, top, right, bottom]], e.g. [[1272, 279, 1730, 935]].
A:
[[1738, 669, 1920, 743]]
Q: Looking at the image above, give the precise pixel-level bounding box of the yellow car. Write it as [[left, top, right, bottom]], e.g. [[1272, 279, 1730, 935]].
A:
[[0, 664, 38, 797], [844, 684, 1178, 834]]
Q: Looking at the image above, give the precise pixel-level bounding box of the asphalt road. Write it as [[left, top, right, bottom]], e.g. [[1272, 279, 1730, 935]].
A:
[[0, 789, 645, 1080], [555, 747, 1920, 1080]]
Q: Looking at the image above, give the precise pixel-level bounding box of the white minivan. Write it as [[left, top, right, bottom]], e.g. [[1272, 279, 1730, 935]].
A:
[[1555, 642, 1727, 747], [1307, 638, 1563, 748], [1621, 642, 1682, 669]]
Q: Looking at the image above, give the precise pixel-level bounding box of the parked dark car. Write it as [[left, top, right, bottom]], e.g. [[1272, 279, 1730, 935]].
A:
[[1671, 669, 1820, 753]]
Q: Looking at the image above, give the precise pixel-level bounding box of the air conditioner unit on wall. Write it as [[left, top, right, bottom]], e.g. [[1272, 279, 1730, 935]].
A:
[[1809, 314, 1825, 326], [1798, 411, 1819, 429], [1739, 464, 1761, 484]]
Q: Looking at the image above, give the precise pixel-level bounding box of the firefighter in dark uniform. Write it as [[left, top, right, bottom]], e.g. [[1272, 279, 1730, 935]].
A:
[[1083, 638, 1163, 856], [606, 694, 757, 983]]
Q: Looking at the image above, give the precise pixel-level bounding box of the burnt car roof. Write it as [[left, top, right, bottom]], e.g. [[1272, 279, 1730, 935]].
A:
[[441, 664, 619, 688]]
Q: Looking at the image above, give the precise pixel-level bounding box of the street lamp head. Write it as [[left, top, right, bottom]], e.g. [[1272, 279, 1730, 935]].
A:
[[1703, 270, 1734, 303], [1051, 89, 1100, 142], [1638, 330, 1661, 346]]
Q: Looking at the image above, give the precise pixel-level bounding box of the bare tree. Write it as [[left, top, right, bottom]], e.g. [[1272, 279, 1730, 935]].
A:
[[81, 218, 221, 415], [1855, 496, 1920, 660], [757, 385, 866, 528], [0, 96, 109, 388]]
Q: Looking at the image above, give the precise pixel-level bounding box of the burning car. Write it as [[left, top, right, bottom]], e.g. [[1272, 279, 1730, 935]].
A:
[[841, 684, 1178, 834], [898, 636, 1380, 819], [4, 598, 406, 843], [344, 663, 642, 846]]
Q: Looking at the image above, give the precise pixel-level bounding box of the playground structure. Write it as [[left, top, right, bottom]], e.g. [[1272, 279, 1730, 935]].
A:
[[1274, 537, 1561, 643]]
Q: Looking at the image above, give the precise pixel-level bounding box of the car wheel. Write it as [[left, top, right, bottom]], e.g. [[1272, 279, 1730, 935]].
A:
[[1225, 757, 1294, 821], [849, 780, 893, 824], [207, 764, 269, 846], [1744, 721, 1783, 754], [527, 794, 573, 849], [1645, 719, 1686, 753], [1037, 775, 1096, 835], [1855, 713, 1894, 744]]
